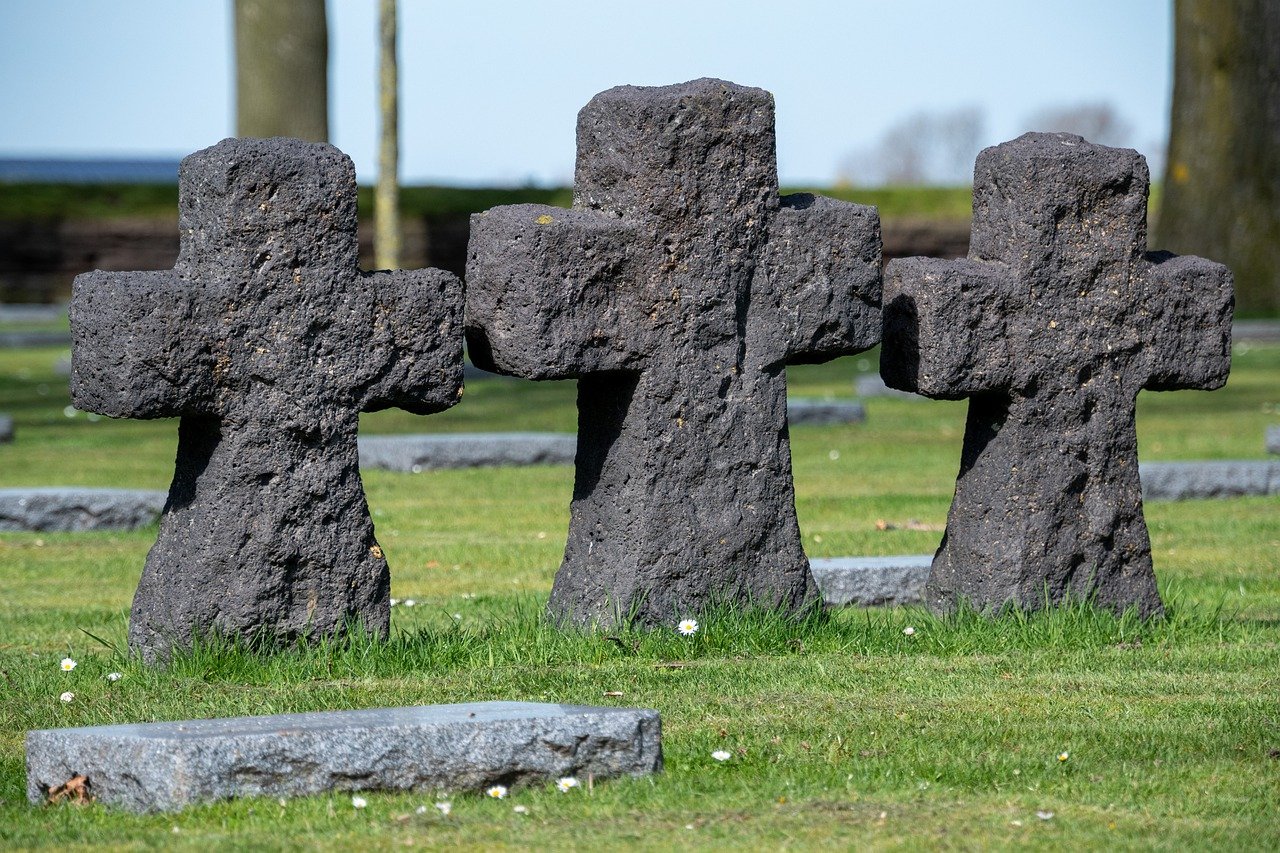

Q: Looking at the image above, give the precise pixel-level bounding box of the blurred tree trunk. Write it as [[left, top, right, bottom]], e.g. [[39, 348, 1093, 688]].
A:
[[1158, 0, 1279, 315], [234, 0, 329, 142], [375, 0, 401, 269]]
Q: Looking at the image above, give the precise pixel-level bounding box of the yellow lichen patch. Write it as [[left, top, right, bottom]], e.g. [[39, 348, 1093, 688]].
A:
[[535, 214, 555, 225], [370, 545, 384, 560]]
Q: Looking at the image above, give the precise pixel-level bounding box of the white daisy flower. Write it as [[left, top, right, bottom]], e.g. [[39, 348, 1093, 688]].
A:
[[677, 618, 699, 636]]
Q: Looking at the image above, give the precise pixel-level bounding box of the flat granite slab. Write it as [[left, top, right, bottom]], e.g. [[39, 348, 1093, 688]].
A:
[[1233, 320, 1280, 342], [811, 555, 932, 606], [0, 303, 68, 323], [27, 701, 662, 813], [1139, 460, 1280, 500], [358, 433, 577, 471], [0, 487, 167, 532], [357, 408, 864, 471], [786, 399, 866, 425], [0, 330, 72, 348]]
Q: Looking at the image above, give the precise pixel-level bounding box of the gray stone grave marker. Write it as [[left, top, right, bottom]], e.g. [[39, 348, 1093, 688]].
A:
[[70, 138, 463, 661], [27, 701, 661, 813], [467, 79, 882, 627], [0, 412, 12, 442], [359, 432, 577, 471], [786, 399, 866, 425], [810, 555, 931, 606], [1267, 425, 1279, 455], [0, 487, 166, 531], [1139, 460, 1280, 500], [881, 133, 1233, 618]]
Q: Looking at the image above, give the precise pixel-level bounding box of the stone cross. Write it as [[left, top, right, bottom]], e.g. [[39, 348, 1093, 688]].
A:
[[881, 132, 1233, 618], [466, 79, 882, 627], [71, 138, 463, 661]]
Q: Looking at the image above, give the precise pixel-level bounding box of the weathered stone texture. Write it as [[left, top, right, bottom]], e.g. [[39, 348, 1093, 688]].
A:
[[70, 138, 463, 661], [27, 701, 662, 813], [466, 79, 882, 627], [882, 133, 1233, 618]]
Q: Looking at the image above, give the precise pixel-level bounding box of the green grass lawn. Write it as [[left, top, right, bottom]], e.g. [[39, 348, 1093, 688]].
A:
[[0, 341, 1277, 850]]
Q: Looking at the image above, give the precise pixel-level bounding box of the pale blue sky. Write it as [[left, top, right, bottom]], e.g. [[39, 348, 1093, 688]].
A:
[[0, 1, 1173, 186]]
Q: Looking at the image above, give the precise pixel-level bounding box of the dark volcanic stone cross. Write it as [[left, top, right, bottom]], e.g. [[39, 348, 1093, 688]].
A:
[[881, 133, 1233, 618], [466, 79, 882, 627], [71, 138, 463, 661]]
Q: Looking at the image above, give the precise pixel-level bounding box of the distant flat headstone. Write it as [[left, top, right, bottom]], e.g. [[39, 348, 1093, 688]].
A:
[[0, 330, 71, 348], [0, 413, 12, 443], [467, 79, 882, 628], [359, 432, 577, 471], [1267, 426, 1280, 455], [70, 138, 463, 662], [0, 303, 67, 323], [810, 555, 931, 606], [854, 374, 923, 400], [881, 133, 1233, 619], [0, 488, 166, 532], [787, 399, 866, 425], [27, 701, 662, 814], [1232, 320, 1280, 342], [1140, 460, 1280, 500]]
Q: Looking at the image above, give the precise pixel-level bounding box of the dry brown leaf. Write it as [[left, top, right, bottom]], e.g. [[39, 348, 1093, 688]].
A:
[[47, 774, 92, 805]]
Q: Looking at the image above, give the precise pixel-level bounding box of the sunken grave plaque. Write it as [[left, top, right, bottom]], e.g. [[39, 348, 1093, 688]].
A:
[[881, 133, 1233, 618], [466, 79, 882, 627], [70, 138, 463, 661], [28, 701, 662, 813]]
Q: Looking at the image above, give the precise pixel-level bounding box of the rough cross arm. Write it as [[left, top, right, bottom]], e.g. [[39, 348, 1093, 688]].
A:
[[1140, 251, 1234, 391], [881, 257, 1015, 399], [70, 269, 211, 418], [465, 204, 642, 379], [769, 193, 883, 363], [360, 268, 464, 414]]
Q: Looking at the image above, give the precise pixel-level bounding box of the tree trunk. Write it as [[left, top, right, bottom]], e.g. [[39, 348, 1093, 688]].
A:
[[375, 0, 401, 270], [1157, 0, 1279, 315], [234, 0, 329, 143]]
